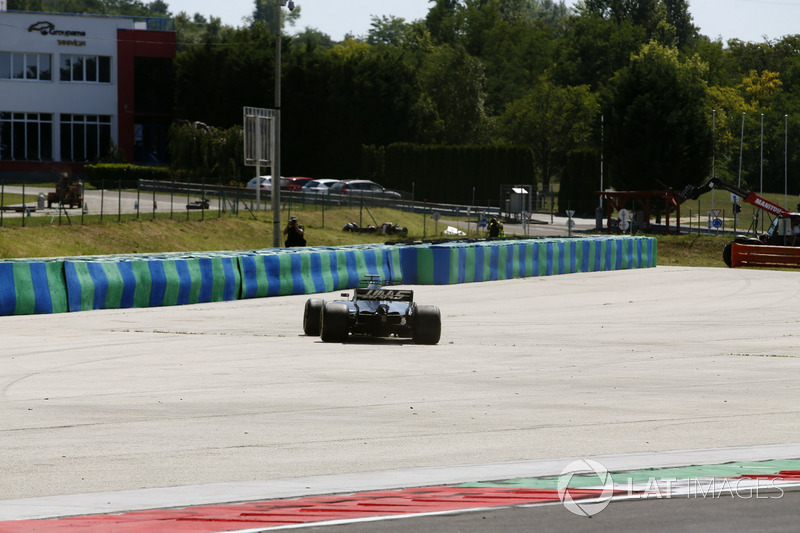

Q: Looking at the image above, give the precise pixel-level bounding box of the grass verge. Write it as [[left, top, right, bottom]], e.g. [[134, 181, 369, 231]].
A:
[[0, 205, 732, 267]]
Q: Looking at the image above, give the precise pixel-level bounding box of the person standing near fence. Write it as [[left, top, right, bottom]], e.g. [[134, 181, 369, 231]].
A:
[[487, 216, 503, 238], [283, 216, 306, 247]]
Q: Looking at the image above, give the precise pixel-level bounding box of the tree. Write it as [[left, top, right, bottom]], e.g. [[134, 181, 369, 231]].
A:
[[367, 15, 409, 46], [425, 0, 464, 45], [736, 70, 786, 192], [499, 76, 600, 192], [290, 27, 335, 51], [252, 0, 301, 32], [706, 86, 747, 184], [604, 41, 712, 190], [456, 0, 561, 113], [173, 23, 277, 127], [552, 11, 647, 89], [416, 44, 489, 144], [663, 0, 698, 49]]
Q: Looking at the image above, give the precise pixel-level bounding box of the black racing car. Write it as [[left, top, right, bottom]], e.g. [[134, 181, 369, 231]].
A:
[[303, 275, 441, 344]]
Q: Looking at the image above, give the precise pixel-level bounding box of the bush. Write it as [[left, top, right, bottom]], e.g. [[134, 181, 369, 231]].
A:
[[85, 164, 172, 189]]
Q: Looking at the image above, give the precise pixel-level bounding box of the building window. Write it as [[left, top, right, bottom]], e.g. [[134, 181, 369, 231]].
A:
[[60, 114, 111, 162], [59, 55, 111, 83], [0, 112, 53, 161], [0, 52, 52, 81]]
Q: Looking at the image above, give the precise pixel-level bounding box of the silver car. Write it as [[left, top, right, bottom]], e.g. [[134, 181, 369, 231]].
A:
[[329, 180, 402, 199], [301, 178, 342, 195]]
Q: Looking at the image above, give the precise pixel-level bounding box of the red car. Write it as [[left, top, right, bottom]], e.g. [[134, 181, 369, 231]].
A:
[[284, 177, 313, 191]]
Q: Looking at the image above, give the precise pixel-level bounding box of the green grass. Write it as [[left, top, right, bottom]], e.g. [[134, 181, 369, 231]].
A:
[[652, 233, 730, 267], [0, 203, 732, 267]]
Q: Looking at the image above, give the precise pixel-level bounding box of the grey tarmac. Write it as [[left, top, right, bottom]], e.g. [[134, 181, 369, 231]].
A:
[[1, 265, 798, 519]]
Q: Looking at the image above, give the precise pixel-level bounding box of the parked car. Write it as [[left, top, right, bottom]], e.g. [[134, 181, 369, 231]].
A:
[[301, 178, 342, 195], [246, 176, 289, 190], [329, 180, 402, 199], [285, 177, 314, 191]]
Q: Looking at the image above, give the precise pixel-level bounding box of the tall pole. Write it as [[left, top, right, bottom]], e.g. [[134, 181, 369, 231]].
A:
[[738, 112, 745, 188], [255, 121, 261, 211], [599, 114, 604, 207], [711, 109, 716, 178], [785, 114, 788, 209], [272, 0, 283, 248], [711, 109, 715, 210], [760, 113, 764, 233]]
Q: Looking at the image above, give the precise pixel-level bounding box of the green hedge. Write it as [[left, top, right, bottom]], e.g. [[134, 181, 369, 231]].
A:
[[363, 143, 536, 205], [85, 164, 172, 189]]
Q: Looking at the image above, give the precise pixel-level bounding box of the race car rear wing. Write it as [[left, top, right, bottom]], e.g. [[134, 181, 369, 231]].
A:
[[355, 288, 414, 302]]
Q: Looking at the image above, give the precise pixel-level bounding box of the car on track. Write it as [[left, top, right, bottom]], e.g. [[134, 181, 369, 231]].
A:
[[303, 276, 441, 344]]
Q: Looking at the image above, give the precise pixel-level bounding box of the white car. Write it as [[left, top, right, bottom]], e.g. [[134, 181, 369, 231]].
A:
[[301, 179, 342, 195], [246, 176, 289, 190]]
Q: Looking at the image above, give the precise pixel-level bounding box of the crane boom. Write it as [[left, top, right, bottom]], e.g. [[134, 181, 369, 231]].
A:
[[679, 177, 789, 218]]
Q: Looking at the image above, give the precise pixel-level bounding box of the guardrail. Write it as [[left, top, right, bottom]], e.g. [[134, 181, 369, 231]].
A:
[[137, 179, 502, 219], [0, 179, 518, 227]]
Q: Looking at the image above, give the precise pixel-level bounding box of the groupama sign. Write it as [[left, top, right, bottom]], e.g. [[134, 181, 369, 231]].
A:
[[27, 21, 87, 47], [27, 21, 86, 37]]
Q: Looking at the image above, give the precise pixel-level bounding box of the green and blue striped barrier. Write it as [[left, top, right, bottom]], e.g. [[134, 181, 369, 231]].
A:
[[239, 245, 404, 299], [0, 260, 68, 315], [0, 237, 656, 316], [64, 254, 241, 312], [402, 236, 656, 284]]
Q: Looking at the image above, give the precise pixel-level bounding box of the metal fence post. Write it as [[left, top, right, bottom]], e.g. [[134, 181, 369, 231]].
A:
[[117, 178, 122, 223], [201, 176, 206, 221]]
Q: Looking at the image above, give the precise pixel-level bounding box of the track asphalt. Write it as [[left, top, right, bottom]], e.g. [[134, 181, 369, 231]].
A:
[[2, 265, 799, 530]]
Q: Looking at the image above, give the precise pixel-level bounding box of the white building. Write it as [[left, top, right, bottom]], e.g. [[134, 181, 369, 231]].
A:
[[0, 8, 176, 181]]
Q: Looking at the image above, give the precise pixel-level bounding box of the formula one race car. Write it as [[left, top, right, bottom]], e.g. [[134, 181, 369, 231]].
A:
[[303, 275, 441, 344]]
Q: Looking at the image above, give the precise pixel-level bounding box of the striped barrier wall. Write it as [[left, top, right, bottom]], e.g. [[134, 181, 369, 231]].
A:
[[238, 245, 403, 299], [0, 237, 656, 316], [0, 260, 68, 315], [64, 254, 241, 312], [404, 236, 656, 285]]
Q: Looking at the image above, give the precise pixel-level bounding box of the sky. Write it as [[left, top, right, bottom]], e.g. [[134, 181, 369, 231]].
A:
[[162, 0, 800, 44]]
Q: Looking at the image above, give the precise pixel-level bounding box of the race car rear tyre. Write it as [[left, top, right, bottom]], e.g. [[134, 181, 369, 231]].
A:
[[303, 298, 324, 336], [724, 237, 763, 267], [413, 304, 441, 345], [321, 302, 349, 343]]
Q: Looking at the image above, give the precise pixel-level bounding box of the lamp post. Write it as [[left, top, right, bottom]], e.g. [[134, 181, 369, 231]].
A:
[[272, 0, 295, 247]]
